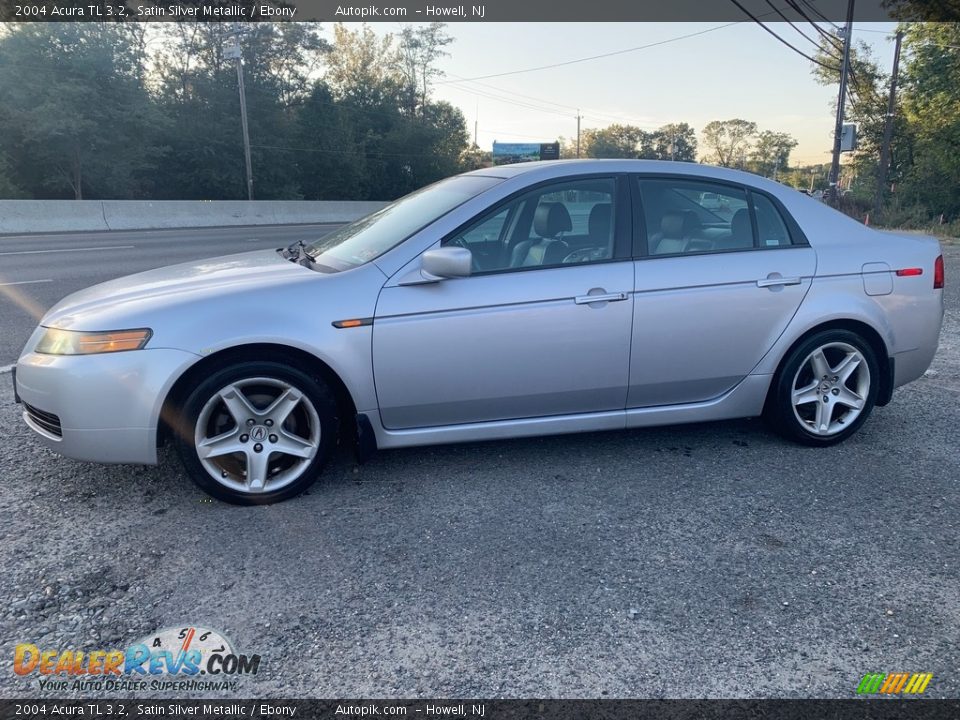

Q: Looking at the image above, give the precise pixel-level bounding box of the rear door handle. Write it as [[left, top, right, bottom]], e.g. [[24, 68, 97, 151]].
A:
[[575, 291, 629, 305], [756, 276, 801, 288]]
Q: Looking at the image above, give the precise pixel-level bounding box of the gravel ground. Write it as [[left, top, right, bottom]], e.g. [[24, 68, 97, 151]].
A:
[[0, 245, 957, 700]]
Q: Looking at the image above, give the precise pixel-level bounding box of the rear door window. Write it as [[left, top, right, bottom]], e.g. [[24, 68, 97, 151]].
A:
[[637, 178, 751, 255]]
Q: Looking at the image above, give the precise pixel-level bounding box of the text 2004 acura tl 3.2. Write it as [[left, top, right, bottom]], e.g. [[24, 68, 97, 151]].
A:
[[14, 161, 945, 504]]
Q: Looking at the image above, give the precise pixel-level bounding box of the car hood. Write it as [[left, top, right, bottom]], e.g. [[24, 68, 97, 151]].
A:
[[42, 250, 315, 330]]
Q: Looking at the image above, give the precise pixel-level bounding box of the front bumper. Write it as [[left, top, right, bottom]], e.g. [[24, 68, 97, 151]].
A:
[[15, 347, 199, 465]]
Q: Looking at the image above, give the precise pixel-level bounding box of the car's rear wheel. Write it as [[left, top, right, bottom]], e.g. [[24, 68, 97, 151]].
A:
[[766, 329, 880, 446], [174, 361, 338, 505]]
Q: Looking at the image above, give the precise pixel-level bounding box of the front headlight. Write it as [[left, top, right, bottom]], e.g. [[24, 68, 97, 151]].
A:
[[34, 327, 153, 355]]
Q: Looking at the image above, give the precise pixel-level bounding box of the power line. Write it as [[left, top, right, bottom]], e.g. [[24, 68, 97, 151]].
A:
[[727, 0, 842, 73], [436, 22, 742, 85], [762, 0, 828, 49], [798, 0, 841, 28]]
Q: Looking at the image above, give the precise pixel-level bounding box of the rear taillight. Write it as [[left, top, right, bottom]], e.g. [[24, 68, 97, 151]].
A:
[[934, 254, 944, 289]]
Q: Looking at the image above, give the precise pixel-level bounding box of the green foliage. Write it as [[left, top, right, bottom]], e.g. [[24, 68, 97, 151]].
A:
[[808, 20, 960, 222], [897, 22, 960, 217], [700, 119, 758, 167], [0, 21, 468, 201], [581, 124, 646, 158], [0, 24, 160, 199], [750, 131, 799, 178], [644, 123, 697, 161]]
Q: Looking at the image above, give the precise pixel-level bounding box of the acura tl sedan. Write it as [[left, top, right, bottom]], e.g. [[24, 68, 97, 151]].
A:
[[14, 161, 945, 504]]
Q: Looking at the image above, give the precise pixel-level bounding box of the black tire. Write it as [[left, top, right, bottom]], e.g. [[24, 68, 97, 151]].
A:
[[765, 329, 880, 446], [174, 360, 338, 505]]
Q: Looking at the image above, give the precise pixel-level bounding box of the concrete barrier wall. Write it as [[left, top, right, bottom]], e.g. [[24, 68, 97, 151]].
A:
[[0, 200, 389, 234]]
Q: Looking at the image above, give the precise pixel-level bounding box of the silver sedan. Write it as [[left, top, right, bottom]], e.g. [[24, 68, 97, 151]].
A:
[[14, 160, 945, 504]]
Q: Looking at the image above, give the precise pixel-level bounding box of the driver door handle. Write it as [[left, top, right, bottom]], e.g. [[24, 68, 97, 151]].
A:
[[575, 291, 629, 305], [756, 276, 801, 288]]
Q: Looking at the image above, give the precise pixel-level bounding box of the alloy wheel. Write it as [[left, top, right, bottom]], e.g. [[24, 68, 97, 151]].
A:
[[194, 377, 321, 494], [790, 342, 871, 437]]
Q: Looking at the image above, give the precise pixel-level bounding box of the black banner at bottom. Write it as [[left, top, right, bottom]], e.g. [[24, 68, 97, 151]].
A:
[[1, 700, 960, 720]]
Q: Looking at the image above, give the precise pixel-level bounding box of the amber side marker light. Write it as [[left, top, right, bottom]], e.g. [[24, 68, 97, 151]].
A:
[[331, 318, 373, 329]]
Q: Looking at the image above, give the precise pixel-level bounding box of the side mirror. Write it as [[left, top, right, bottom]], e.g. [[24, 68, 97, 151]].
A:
[[421, 246, 472, 280]]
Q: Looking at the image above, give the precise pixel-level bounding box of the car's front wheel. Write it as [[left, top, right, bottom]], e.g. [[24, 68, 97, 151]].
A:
[[766, 329, 880, 446], [174, 361, 338, 504]]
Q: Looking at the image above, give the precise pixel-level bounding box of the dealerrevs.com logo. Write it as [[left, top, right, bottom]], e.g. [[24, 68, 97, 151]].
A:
[[857, 672, 934, 695], [14, 626, 261, 692]]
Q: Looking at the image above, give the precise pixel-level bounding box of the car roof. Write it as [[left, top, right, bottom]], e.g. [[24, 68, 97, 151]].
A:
[[467, 159, 783, 189]]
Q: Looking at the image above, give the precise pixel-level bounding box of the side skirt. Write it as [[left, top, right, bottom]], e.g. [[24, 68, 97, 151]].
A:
[[366, 374, 772, 450]]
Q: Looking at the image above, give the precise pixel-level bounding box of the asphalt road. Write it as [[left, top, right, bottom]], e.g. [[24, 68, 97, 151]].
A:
[[0, 241, 957, 699], [0, 223, 344, 366]]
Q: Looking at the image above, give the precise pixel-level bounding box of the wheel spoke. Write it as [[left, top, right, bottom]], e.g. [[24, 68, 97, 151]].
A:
[[809, 349, 831, 380], [197, 430, 244, 460], [219, 384, 259, 424], [835, 386, 865, 410], [793, 379, 821, 406], [814, 399, 831, 434], [833, 352, 861, 384], [262, 386, 303, 425], [245, 450, 271, 492], [273, 431, 316, 459]]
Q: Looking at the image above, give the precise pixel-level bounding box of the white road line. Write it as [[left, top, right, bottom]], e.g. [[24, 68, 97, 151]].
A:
[[0, 364, 13, 374], [0, 245, 135, 256], [0, 279, 53, 286]]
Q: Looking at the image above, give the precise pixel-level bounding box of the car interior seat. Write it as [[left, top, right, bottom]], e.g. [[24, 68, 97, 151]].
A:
[[717, 208, 753, 250], [510, 202, 572, 267], [588, 203, 613, 252], [650, 212, 687, 254]]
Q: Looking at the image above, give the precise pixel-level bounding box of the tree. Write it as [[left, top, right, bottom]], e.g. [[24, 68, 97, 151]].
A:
[[325, 24, 404, 108], [581, 124, 647, 158], [148, 22, 328, 199], [751, 131, 799, 178], [0, 24, 160, 199], [700, 119, 757, 167], [643, 122, 697, 161], [897, 21, 960, 217], [0, 151, 23, 198], [399, 23, 453, 115]]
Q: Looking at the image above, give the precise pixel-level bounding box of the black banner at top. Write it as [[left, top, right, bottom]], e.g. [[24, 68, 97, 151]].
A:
[[0, 700, 960, 720], [2, 0, 960, 23]]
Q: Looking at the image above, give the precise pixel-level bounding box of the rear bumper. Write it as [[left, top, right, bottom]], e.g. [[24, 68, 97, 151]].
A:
[[15, 347, 199, 465]]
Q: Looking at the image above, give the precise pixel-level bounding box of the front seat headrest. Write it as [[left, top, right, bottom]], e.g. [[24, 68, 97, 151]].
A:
[[588, 203, 612, 242], [681, 210, 702, 237], [533, 202, 573, 239], [660, 213, 684, 238], [731, 208, 752, 241]]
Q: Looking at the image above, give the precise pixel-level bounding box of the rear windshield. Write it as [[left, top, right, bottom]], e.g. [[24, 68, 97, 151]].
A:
[[306, 175, 502, 271]]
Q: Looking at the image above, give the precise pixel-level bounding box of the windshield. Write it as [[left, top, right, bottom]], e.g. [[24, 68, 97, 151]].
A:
[[306, 175, 502, 271]]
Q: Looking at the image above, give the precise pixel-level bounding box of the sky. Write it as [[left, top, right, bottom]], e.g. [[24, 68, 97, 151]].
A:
[[361, 21, 901, 167]]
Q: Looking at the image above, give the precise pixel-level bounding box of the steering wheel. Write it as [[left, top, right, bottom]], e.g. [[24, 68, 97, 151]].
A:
[[446, 238, 482, 272], [562, 247, 605, 264]]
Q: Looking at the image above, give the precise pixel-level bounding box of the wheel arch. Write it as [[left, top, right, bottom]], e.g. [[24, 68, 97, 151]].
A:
[[766, 319, 893, 410], [157, 343, 358, 448]]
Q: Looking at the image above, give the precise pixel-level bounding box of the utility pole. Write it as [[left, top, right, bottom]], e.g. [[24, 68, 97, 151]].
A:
[[827, 0, 856, 206], [875, 30, 903, 215], [474, 101, 478, 147], [576, 111, 582, 158], [225, 29, 254, 201]]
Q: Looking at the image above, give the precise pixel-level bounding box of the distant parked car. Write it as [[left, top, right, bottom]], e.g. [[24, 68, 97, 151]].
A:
[[14, 160, 945, 504], [699, 191, 725, 210]]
